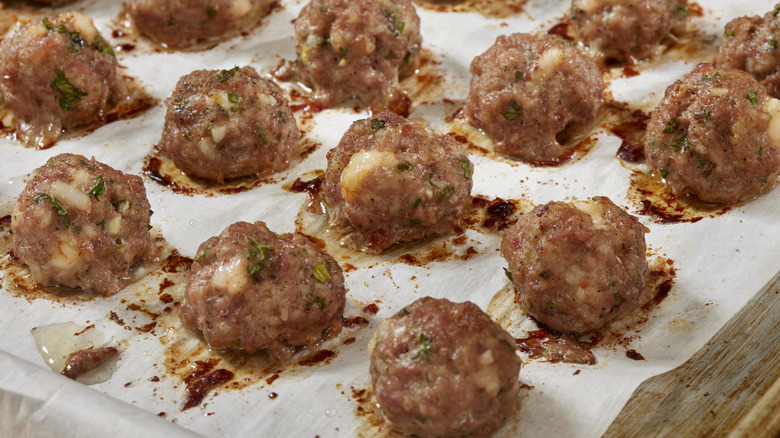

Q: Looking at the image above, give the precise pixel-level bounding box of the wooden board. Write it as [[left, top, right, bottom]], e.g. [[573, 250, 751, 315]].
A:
[[605, 271, 780, 437]]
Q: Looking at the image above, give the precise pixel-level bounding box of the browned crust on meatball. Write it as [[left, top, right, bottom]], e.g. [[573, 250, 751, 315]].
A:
[[11, 153, 153, 296], [322, 111, 472, 253], [369, 296, 521, 437], [501, 197, 651, 334], [465, 32, 604, 164], [644, 63, 780, 203], [179, 221, 346, 361], [289, 0, 422, 108], [716, 4, 780, 98], [159, 66, 300, 183]]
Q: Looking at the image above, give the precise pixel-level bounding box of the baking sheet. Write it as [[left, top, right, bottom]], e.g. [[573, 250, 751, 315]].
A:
[[1, 0, 779, 437]]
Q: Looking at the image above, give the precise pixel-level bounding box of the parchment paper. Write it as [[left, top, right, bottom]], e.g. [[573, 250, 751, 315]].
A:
[[0, 0, 778, 437]]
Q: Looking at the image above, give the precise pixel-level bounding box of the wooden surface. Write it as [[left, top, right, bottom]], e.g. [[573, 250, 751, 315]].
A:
[[604, 271, 780, 438]]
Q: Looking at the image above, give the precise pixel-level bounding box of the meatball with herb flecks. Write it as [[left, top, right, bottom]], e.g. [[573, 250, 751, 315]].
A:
[[12, 154, 153, 296], [0, 12, 123, 148], [501, 197, 651, 334], [716, 4, 780, 99], [179, 221, 346, 361], [644, 63, 780, 203], [160, 67, 300, 183], [126, 0, 272, 49], [281, 0, 422, 109], [323, 111, 472, 253], [571, 0, 688, 63], [369, 297, 521, 437], [465, 32, 604, 165]]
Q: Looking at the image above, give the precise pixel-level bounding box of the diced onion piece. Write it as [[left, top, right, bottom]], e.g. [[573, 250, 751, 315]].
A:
[[210, 256, 248, 295], [710, 87, 729, 97], [51, 180, 90, 212], [764, 98, 780, 145], [104, 214, 122, 237], [538, 47, 564, 77], [229, 0, 252, 18], [51, 239, 82, 270], [340, 150, 398, 202], [572, 200, 609, 230], [211, 124, 228, 144]]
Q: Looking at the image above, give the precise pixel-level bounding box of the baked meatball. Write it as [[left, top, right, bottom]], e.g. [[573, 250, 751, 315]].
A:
[[0, 12, 123, 147], [717, 4, 780, 99], [11, 154, 153, 296], [644, 64, 780, 203], [501, 197, 651, 334], [126, 0, 270, 49], [290, 0, 422, 108], [322, 111, 472, 253], [571, 0, 688, 63], [159, 67, 300, 183], [179, 221, 346, 361], [368, 297, 521, 437], [465, 33, 604, 164]]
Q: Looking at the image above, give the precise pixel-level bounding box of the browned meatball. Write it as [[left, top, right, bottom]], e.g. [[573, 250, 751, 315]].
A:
[[571, 0, 688, 63], [126, 0, 270, 48], [159, 67, 300, 183], [179, 221, 346, 361], [369, 297, 520, 437], [501, 197, 651, 334], [465, 33, 604, 164], [288, 0, 422, 108], [322, 111, 472, 253], [644, 64, 780, 203], [11, 154, 153, 296], [0, 13, 123, 147], [717, 4, 780, 98]]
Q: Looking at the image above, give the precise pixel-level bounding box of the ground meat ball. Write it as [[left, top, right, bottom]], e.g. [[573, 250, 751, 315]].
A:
[[501, 197, 650, 334], [716, 4, 780, 99], [126, 0, 270, 48], [289, 0, 422, 108], [179, 221, 346, 360], [0, 12, 123, 147], [322, 111, 472, 253], [11, 154, 153, 296], [571, 0, 688, 63], [369, 297, 520, 437], [465, 33, 604, 164], [644, 64, 780, 203], [159, 67, 300, 183]]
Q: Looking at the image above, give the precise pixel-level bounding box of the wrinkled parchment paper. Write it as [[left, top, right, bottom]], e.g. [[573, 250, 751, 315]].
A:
[[1, 1, 779, 436]]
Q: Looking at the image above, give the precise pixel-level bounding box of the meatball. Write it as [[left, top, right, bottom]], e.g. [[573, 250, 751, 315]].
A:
[[126, 0, 270, 48], [289, 0, 422, 108], [644, 64, 780, 203], [159, 67, 300, 183], [179, 221, 346, 361], [0, 12, 123, 147], [465, 33, 604, 164], [716, 4, 780, 99], [368, 297, 521, 437], [322, 111, 473, 253], [11, 154, 153, 296], [571, 0, 688, 63], [501, 197, 651, 334]]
